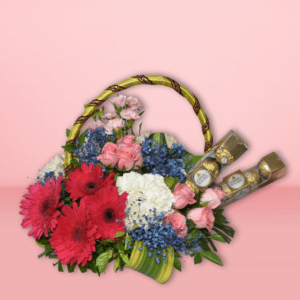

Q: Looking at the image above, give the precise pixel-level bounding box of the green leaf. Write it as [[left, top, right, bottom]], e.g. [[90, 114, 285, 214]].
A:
[[139, 110, 145, 116], [186, 219, 196, 231], [174, 258, 181, 271], [149, 133, 166, 148], [174, 252, 181, 258], [58, 261, 64, 272], [96, 249, 113, 273], [191, 155, 202, 165], [114, 231, 125, 238], [200, 251, 223, 266], [200, 201, 210, 207], [194, 253, 202, 264], [96, 108, 105, 120], [61, 144, 77, 152], [78, 131, 86, 145], [114, 256, 120, 272], [119, 253, 130, 265], [164, 176, 179, 192], [139, 122, 143, 135], [125, 119, 135, 129], [186, 228, 201, 242], [213, 223, 235, 238], [212, 228, 231, 244], [102, 238, 116, 244], [66, 129, 71, 137], [78, 265, 87, 273], [208, 234, 227, 243], [67, 263, 76, 273]]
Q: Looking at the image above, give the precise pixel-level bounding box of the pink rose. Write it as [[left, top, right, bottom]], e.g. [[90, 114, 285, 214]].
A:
[[89, 120, 104, 130], [120, 108, 140, 120], [110, 95, 127, 108], [187, 206, 215, 232], [117, 144, 143, 171], [116, 135, 136, 147], [126, 96, 143, 110], [173, 183, 196, 209], [164, 212, 188, 238], [200, 187, 225, 209], [102, 112, 118, 120], [104, 118, 125, 134], [97, 143, 118, 167]]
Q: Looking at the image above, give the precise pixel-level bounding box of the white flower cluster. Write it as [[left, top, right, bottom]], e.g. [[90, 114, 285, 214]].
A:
[[135, 131, 178, 149], [116, 172, 175, 230], [38, 154, 65, 182]]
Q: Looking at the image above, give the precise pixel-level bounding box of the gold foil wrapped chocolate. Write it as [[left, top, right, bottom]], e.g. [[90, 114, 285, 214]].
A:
[[185, 130, 247, 193], [243, 169, 261, 186], [219, 152, 285, 208]]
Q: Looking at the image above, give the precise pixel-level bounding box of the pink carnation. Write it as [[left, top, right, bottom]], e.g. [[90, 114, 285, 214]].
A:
[[110, 95, 127, 108], [89, 120, 105, 130], [104, 118, 125, 134], [126, 96, 143, 110], [102, 112, 118, 120], [120, 108, 140, 120]]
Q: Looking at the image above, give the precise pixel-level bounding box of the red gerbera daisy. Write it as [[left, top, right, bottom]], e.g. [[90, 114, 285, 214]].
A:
[[64, 163, 116, 201], [20, 175, 63, 239], [49, 201, 97, 266], [83, 185, 128, 241]]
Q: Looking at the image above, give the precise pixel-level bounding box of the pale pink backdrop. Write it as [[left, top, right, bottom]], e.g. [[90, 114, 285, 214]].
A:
[[1, 1, 299, 300]]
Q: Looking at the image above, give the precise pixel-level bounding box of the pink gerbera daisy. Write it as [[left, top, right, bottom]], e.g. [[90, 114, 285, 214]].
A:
[[49, 201, 97, 266], [64, 163, 116, 201], [83, 185, 128, 241], [20, 175, 63, 239]]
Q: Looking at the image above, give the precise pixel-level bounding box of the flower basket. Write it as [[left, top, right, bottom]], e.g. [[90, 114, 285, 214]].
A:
[[20, 75, 285, 284]]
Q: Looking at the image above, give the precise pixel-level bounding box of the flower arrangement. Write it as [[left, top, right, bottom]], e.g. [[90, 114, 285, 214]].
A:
[[20, 93, 233, 283], [20, 75, 285, 283]]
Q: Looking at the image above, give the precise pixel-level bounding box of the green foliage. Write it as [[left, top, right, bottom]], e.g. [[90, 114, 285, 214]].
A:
[[66, 129, 71, 137], [174, 258, 181, 271], [139, 122, 143, 135], [191, 155, 202, 165], [61, 144, 77, 152], [96, 249, 113, 273], [114, 231, 125, 238], [194, 253, 202, 264], [78, 131, 87, 146], [200, 251, 223, 266], [164, 176, 179, 192]]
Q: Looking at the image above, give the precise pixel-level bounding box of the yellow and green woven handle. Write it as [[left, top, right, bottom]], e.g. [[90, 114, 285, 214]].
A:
[[63, 75, 214, 283]]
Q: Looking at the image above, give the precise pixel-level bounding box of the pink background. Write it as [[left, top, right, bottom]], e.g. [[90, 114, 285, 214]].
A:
[[1, 1, 299, 299]]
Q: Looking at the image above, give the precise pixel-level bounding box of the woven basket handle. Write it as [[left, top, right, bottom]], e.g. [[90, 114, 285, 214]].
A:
[[64, 75, 213, 176]]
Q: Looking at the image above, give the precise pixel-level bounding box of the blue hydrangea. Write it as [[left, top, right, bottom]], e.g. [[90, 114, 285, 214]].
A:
[[141, 137, 191, 182], [73, 128, 116, 166], [129, 209, 189, 263]]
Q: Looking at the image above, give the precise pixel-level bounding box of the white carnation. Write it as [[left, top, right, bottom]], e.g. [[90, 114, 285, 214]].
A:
[[135, 131, 178, 148], [38, 154, 65, 181], [116, 172, 175, 230]]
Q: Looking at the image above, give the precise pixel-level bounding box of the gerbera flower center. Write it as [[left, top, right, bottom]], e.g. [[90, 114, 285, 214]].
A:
[[40, 197, 53, 217], [103, 207, 116, 224], [84, 181, 100, 194], [72, 225, 85, 243]]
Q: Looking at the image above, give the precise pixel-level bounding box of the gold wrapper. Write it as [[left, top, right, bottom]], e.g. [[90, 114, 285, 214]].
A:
[[202, 159, 219, 177], [243, 169, 261, 186], [185, 180, 199, 194], [258, 161, 272, 178], [215, 148, 234, 164], [220, 182, 232, 198]]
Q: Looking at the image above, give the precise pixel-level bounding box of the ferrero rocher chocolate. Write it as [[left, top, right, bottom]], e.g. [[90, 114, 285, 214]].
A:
[[258, 160, 272, 178], [243, 169, 261, 186], [202, 159, 219, 177], [218, 152, 285, 208], [215, 148, 234, 164], [185, 130, 247, 193]]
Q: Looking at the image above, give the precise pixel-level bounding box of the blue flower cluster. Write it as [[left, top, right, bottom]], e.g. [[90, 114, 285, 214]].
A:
[[73, 128, 116, 166], [128, 210, 188, 264], [37, 171, 63, 186], [141, 137, 191, 182]]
